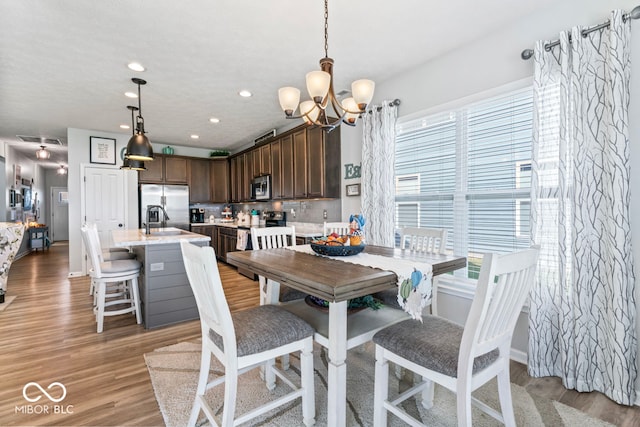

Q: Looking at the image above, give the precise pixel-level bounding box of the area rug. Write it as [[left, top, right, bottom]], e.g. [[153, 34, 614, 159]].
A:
[[145, 341, 612, 427], [0, 295, 17, 312]]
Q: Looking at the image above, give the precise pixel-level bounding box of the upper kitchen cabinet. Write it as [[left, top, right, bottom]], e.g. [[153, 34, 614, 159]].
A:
[[139, 154, 189, 184], [229, 155, 244, 203], [188, 158, 210, 203], [270, 135, 294, 200], [210, 158, 229, 203], [293, 126, 340, 199]]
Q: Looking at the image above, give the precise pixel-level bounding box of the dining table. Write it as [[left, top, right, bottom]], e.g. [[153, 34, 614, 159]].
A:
[[226, 244, 466, 427]]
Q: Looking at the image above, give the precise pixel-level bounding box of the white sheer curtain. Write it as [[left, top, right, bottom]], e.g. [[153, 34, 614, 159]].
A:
[[528, 10, 636, 405], [361, 102, 397, 247]]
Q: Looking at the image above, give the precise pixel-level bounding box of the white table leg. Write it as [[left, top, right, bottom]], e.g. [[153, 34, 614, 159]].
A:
[[327, 300, 348, 427]]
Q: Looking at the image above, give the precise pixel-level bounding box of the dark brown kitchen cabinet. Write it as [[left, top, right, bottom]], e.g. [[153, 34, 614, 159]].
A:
[[188, 158, 210, 203], [215, 226, 238, 262], [138, 154, 189, 184], [293, 129, 308, 198], [281, 134, 295, 199], [190, 225, 215, 248], [210, 159, 229, 203], [243, 152, 254, 200], [270, 139, 283, 199], [230, 156, 244, 202], [260, 144, 271, 175]]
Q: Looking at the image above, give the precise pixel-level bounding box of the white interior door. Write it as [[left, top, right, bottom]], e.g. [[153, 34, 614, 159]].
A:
[[50, 187, 69, 241], [83, 167, 126, 272]]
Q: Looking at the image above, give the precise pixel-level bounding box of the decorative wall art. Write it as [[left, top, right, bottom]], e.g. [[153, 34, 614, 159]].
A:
[[90, 136, 116, 165]]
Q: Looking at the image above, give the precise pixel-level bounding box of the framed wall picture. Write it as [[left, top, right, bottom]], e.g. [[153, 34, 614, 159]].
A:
[[90, 136, 116, 165], [346, 183, 361, 197]]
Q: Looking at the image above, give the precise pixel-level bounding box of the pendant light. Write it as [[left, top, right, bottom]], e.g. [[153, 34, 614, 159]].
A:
[[57, 164, 67, 175], [35, 145, 50, 160], [121, 105, 146, 171], [124, 78, 154, 161], [278, 0, 374, 131]]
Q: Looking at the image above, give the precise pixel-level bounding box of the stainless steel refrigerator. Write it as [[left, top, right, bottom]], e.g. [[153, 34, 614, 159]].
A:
[[139, 184, 190, 230]]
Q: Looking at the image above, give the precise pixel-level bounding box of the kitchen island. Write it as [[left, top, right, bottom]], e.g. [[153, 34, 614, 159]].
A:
[[112, 227, 210, 329]]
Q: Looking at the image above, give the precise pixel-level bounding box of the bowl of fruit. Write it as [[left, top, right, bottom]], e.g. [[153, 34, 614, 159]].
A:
[[310, 232, 365, 256]]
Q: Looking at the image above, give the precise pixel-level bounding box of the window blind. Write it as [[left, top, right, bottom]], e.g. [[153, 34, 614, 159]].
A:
[[395, 86, 533, 279]]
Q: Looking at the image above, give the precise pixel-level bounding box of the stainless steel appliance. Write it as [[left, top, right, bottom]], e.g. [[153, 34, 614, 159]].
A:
[[139, 184, 190, 230], [251, 175, 271, 200], [190, 207, 205, 223], [264, 210, 286, 227]]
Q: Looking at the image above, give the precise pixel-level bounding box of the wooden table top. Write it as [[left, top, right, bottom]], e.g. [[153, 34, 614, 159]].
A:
[[226, 245, 466, 303]]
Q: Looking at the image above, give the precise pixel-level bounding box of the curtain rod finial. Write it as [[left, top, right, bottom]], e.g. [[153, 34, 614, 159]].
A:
[[521, 49, 534, 60], [629, 5, 640, 20]]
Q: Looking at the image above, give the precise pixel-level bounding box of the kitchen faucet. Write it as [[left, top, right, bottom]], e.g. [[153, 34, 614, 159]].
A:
[[145, 205, 170, 234]]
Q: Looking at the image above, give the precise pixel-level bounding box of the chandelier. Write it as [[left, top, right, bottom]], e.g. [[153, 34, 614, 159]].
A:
[[278, 0, 374, 131]]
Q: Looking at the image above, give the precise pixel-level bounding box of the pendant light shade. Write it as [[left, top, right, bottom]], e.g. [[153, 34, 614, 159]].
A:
[[121, 105, 146, 170], [125, 78, 154, 162], [36, 145, 50, 160], [57, 164, 67, 175]]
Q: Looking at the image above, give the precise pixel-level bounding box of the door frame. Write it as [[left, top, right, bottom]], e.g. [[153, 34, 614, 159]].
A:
[[80, 164, 132, 275]]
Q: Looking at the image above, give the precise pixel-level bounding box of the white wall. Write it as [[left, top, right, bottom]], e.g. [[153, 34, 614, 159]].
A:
[[343, 0, 640, 366]]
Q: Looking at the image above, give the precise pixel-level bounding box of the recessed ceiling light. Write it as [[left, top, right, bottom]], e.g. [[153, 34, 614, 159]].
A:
[[120, 124, 130, 129], [127, 62, 145, 72], [209, 117, 220, 123], [191, 134, 199, 139], [125, 91, 138, 98], [238, 90, 252, 97]]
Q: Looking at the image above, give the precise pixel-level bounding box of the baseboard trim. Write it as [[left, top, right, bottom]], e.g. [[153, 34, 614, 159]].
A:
[[510, 348, 528, 365]]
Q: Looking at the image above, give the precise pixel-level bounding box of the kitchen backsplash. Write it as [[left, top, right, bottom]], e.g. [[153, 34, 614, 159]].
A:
[[190, 199, 342, 224]]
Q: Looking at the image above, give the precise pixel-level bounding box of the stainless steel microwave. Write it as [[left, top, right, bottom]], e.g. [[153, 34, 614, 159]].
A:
[[251, 175, 271, 200]]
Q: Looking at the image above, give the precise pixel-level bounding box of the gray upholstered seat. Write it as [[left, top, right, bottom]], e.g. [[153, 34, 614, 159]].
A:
[[102, 251, 136, 261], [100, 259, 142, 274], [373, 315, 499, 377], [210, 304, 314, 356]]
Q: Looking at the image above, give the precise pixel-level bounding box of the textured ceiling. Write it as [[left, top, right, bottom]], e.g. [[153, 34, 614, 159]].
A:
[[0, 0, 556, 168]]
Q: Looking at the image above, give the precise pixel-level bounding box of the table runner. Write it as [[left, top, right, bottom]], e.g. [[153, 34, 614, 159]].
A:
[[289, 244, 432, 320]]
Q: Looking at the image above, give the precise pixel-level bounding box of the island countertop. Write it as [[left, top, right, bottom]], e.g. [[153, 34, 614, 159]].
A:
[[112, 227, 211, 247]]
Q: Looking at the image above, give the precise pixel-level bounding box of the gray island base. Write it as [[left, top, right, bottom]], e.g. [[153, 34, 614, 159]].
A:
[[111, 228, 210, 329]]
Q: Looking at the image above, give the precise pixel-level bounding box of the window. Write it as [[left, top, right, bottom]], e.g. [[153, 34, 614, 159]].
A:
[[395, 86, 533, 279]]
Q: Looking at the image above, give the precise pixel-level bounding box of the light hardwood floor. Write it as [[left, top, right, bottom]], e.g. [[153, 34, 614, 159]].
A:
[[1, 243, 638, 426]]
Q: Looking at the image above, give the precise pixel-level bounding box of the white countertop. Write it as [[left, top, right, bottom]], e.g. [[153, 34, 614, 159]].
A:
[[112, 228, 211, 247]]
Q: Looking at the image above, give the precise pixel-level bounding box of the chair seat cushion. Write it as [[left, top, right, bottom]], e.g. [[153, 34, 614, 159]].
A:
[[100, 259, 142, 274], [210, 305, 314, 357], [102, 251, 136, 261], [107, 247, 131, 253], [373, 315, 499, 377]]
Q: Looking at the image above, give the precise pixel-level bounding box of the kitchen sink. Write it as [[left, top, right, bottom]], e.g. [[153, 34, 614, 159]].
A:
[[148, 228, 187, 236]]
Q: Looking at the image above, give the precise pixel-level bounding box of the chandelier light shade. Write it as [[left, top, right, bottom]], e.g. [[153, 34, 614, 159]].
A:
[[121, 105, 146, 171], [35, 145, 50, 160], [125, 77, 154, 162], [278, 0, 374, 131], [57, 164, 67, 175]]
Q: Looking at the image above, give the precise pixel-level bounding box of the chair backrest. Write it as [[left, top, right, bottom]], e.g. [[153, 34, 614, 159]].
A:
[[251, 226, 296, 250], [180, 240, 236, 357], [399, 227, 447, 254], [81, 224, 104, 276], [460, 246, 540, 362], [323, 222, 350, 236]]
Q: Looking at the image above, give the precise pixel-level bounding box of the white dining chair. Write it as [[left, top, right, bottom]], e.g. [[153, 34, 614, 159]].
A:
[[399, 226, 447, 254], [251, 226, 306, 304], [81, 225, 142, 333], [372, 246, 540, 427], [84, 223, 135, 297], [323, 221, 351, 236], [180, 240, 316, 427]]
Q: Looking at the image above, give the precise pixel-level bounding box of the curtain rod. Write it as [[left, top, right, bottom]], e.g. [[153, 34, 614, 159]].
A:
[[366, 98, 401, 113], [520, 5, 640, 60]]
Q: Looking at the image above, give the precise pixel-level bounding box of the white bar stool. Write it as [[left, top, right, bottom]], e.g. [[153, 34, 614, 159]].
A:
[[81, 225, 142, 333]]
